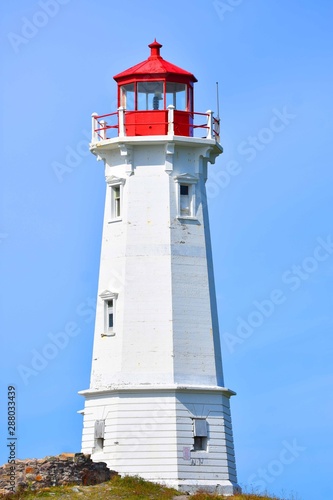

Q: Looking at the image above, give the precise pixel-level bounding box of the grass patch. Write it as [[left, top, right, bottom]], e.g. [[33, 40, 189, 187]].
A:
[[0, 476, 294, 499], [0, 475, 180, 499]]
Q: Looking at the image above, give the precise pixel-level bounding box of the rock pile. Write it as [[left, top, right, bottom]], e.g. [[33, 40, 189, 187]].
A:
[[0, 453, 117, 496]]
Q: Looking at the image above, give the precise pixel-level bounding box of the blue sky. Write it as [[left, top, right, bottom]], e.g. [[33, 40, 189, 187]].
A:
[[1, 1, 332, 499]]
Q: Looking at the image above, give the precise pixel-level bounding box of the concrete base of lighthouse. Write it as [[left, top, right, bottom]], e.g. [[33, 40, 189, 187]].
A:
[[79, 385, 240, 496], [168, 480, 241, 496]]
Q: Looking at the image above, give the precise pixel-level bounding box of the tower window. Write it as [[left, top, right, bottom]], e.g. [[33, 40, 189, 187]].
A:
[[180, 184, 191, 216], [192, 418, 208, 452], [100, 291, 118, 337], [193, 436, 207, 451], [175, 174, 198, 219], [106, 176, 125, 222], [112, 186, 121, 219], [94, 420, 105, 452], [104, 298, 115, 334], [107, 300, 114, 329]]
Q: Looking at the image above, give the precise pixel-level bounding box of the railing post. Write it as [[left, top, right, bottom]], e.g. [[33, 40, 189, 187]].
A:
[[91, 112, 98, 142], [168, 105, 175, 136], [100, 120, 107, 140], [206, 110, 213, 139], [118, 106, 125, 138], [215, 117, 221, 143]]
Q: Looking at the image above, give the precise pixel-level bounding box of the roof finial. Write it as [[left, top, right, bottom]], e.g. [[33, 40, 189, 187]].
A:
[[148, 39, 162, 58]]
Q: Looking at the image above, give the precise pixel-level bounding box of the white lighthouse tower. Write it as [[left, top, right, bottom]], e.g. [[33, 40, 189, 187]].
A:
[[79, 40, 240, 495]]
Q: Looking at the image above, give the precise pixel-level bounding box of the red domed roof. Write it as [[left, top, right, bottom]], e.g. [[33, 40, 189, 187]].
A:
[[113, 40, 197, 83]]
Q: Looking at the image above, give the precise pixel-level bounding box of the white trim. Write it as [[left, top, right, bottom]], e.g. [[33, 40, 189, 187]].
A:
[[165, 142, 175, 174], [174, 173, 199, 184], [177, 217, 200, 223], [99, 290, 118, 301], [106, 175, 126, 187], [90, 134, 223, 150], [79, 385, 236, 397]]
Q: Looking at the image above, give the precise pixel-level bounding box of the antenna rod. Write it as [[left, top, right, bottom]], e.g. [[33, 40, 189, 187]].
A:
[[216, 81, 220, 119]]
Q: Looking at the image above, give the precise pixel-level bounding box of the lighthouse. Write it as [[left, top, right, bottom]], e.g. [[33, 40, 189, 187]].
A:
[[79, 40, 240, 495]]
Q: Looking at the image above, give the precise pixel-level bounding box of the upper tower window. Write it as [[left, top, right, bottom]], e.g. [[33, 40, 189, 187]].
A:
[[112, 186, 121, 219], [107, 299, 114, 330], [180, 184, 191, 216], [137, 81, 164, 110], [99, 290, 118, 337], [175, 174, 199, 220], [106, 176, 126, 222]]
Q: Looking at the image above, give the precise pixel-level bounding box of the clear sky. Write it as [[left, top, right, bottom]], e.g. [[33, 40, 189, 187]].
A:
[[1, 1, 332, 499]]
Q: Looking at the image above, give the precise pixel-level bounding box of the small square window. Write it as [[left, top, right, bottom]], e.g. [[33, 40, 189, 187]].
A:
[[193, 436, 207, 451], [192, 418, 208, 451], [94, 420, 105, 453], [95, 438, 104, 451]]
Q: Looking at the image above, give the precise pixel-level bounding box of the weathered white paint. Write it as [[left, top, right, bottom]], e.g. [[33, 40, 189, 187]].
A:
[[79, 133, 240, 495]]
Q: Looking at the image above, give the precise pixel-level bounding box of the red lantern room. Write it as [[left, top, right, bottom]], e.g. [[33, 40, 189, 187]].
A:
[[113, 40, 197, 137], [91, 41, 220, 142]]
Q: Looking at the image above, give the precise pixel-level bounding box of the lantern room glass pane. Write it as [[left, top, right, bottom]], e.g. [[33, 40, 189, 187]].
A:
[[137, 81, 164, 110], [120, 84, 135, 110], [166, 82, 187, 110]]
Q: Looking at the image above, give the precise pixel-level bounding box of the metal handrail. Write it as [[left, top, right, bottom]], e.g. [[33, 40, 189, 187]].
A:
[[91, 109, 220, 142]]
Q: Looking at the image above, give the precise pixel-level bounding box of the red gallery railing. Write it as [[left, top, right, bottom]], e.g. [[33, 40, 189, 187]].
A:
[[91, 107, 220, 143]]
